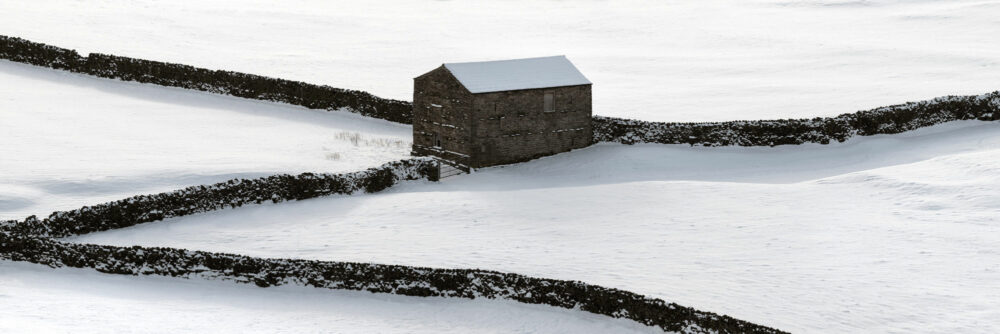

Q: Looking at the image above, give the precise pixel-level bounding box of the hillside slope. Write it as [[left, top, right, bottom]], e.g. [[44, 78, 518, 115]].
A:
[[0, 60, 411, 221], [0, 59, 678, 334], [1, 0, 997, 122], [0, 262, 660, 334], [72, 121, 1000, 333]]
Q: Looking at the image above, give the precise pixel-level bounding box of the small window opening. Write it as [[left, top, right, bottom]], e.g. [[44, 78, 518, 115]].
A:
[[433, 133, 442, 148], [543, 92, 555, 112]]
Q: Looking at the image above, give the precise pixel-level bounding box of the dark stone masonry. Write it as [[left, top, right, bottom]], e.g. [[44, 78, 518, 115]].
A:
[[411, 56, 593, 168]]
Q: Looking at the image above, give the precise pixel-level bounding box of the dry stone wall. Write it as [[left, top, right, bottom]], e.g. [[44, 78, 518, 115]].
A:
[[594, 92, 1000, 146], [1, 159, 437, 238], [0, 35, 412, 123], [0, 231, 785, 334]]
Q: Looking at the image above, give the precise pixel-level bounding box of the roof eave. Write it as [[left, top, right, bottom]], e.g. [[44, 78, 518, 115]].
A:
[[468, 83, 592, 95]]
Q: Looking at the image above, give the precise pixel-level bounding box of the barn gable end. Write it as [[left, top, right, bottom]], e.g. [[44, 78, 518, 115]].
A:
[[412, 65, 476, 166]]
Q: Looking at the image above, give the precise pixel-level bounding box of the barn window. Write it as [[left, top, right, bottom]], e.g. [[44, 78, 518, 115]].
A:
[[543, 92, 555, 112], [433, 133, 442, 148]]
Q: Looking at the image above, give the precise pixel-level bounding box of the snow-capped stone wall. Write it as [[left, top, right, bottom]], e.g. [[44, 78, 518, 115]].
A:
[[593, 92, 1000, 146], [0, 159, 437, 238], [0, 35, 413, 124], [0, 231, 784, 334]]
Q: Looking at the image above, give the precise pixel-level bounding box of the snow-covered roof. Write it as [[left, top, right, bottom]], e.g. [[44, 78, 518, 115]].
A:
[[443, 56, 591, 94]]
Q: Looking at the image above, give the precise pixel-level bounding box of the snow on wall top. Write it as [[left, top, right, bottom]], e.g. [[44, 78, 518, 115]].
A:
[[443, 56, 591, 94]]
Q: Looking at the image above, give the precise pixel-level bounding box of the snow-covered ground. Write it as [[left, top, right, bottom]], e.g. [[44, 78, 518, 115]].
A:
[[1, 0, 997, 121], [3, 1, 1000, 333], [0, 61, 668, 333], [72, 121, 1000, 333], [0, 60, 411, 221], [0, 262, 660, 334]]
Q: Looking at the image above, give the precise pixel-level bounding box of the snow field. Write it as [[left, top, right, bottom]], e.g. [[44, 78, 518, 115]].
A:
[[71, 121, 1000, 333], [0, 262, 661, 334], [0, 60, 411, 221], [2, 0, 999, 332], [0, 60, 670, 333], [0, 0, 997, 122]]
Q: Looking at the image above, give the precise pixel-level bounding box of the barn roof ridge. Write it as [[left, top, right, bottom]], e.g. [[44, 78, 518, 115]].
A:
[[442, 55, 591, 94]]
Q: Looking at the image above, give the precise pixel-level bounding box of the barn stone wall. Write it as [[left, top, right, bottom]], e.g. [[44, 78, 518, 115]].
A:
[[411, 66, 475, 166], [412, 66, 593, 168], [470, 85, 593, 167]]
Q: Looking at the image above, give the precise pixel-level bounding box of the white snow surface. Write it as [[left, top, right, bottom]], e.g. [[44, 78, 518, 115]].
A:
[[72, 121, 1000, 333], [0, 0, 998, 121], [443, 56, 591, 94], [0, 62, 664, 333], [0, 262, 660, 334], [0, 60, 412, 221], [3, 1, 1000, 333]]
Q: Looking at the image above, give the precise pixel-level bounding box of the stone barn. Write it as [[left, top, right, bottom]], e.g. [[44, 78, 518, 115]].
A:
[[411, 55, 593, 169]]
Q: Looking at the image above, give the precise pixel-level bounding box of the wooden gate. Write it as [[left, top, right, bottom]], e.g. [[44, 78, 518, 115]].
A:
[[435, 159, 468, 181]]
